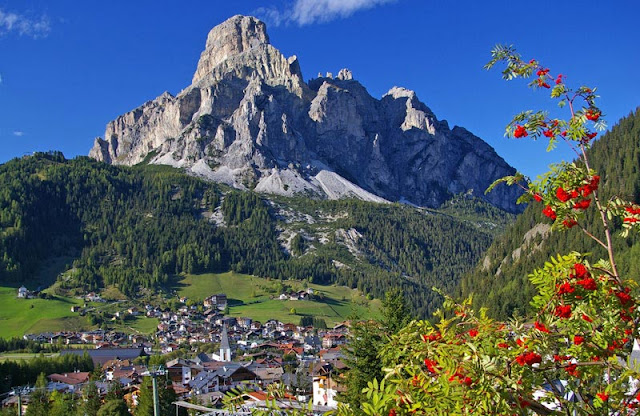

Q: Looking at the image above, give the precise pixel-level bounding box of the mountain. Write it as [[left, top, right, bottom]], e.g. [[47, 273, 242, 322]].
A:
[[0, 152, 512, 318], [459, 108, 640, 319], [89, 15, 522, 213]]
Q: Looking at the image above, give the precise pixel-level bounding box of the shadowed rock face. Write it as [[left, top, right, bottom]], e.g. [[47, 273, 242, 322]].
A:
[[89, 15, 523, 213]]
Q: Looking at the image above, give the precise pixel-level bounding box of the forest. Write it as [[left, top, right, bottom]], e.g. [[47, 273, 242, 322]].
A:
[[0, 150, 510, 318], [459, 107, 640, 318]]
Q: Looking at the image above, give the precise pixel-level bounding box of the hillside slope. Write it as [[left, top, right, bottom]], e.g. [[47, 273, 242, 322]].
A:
[[0, 153, 513, 317], [459, 108, 640, 318]]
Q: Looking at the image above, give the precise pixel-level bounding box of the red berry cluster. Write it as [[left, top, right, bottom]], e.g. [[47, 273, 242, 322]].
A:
[[534, 321, 550, 333], [535, 68, 551, 88], [515, 351, 542, 366], [585, 108, 601, 121], [624, 205, 640, 223], [421, 332, 441, 342], [540, 176, 600, 225], [514, 125, 528, 138], [554, 304, 572, 318], [424, 358, 439, 374], [448, 370, 473, 387], [553, 263, 597, 306]]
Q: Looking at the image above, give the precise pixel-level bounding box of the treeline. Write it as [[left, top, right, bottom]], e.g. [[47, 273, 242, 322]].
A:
[[0, 337, 58, 354], [0, 151, 506, 317], [459, 108, 640, 319], [0, 352, 93, 393], [263, 198, 498, 317], [299, 315, 327, 329]]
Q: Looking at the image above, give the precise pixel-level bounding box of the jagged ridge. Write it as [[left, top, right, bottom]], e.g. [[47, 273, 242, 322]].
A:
[[89, 15, 522, 213]]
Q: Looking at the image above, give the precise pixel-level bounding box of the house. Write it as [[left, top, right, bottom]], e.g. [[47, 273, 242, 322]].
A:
[[85, 292, 103, 302], [194, 391, 224, 407], [204, 294, 227, 310], [283, 323, 297, 333], [318, 348, 343, 361], [166, 358, 203, 386], [47, 371, 90, 391], [189, 364, 258, 394], [332, 322, 350, 334], [252, 366, 284, 386], [304, 336, 322, 352], [237, 317, 252, 329], [312, 361, 347, 408], [282, 347, 304, 360], [322, 334, 347, 349], [17, 286, 28, 298]]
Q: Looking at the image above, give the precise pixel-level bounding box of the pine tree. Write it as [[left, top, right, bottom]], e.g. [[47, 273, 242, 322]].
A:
[[134, 376, 177, 416], [133, 378, 153, 416], [381, 287, 411, 334], [158, 377, 178, 416], [50, 391, 77, 416], [105, 382, 124, 401], [25, 373, 50, 416], [78, 381, 101, 416], [340, 320, 385, 413], [97, 400, 130, 416]]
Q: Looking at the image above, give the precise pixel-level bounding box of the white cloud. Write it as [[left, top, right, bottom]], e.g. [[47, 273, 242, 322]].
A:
[[255, 0, 396, 27], [13, 131, 24, 137], [0, 8, 50, 39]]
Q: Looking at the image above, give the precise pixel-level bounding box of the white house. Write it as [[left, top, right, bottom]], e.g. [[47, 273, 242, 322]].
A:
[[312, 362, 346, 408], [17, 286, 28, 298]]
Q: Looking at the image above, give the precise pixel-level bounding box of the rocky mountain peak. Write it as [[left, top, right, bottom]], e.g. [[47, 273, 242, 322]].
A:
[[89, 15, 523, 213], [192, 15, 270, 85]]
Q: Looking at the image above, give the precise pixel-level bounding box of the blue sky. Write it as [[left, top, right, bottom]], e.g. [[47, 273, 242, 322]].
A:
[[0, 0, 638, 178]]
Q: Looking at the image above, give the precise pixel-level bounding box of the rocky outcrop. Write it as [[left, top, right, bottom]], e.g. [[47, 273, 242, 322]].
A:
[[90, 15, 522, 213], [192, 15, 270, 85]]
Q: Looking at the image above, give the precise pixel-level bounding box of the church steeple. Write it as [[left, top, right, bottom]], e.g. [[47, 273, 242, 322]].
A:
[[220, 325, 231, 362]]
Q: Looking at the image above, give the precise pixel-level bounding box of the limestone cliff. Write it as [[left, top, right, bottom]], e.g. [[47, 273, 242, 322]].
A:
[[90, 15, 522, 212]]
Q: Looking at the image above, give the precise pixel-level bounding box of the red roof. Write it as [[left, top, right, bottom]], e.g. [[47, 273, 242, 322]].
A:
[[48, 372, 90, 385]]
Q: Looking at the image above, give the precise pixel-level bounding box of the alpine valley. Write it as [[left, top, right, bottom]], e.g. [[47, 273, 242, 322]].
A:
[[2, 15, 533, 334]]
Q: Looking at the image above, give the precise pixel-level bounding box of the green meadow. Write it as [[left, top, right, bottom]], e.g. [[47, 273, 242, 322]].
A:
[[0, 286, 160, 339], [0, 352, 60, 362], [176, 271, 381, 325], [0, 286, 89, 339], [0, 270, 380, 339]]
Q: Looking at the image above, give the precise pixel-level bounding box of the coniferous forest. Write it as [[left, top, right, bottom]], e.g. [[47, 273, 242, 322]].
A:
[[0, 151, 510, 318], [459, 107, 640, 319]]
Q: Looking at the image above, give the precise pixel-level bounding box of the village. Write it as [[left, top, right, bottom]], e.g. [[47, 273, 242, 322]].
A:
[[4, 289, 351, 414]]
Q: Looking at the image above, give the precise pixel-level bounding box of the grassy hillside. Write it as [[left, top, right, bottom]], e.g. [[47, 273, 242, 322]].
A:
[[176, 271, 381, 325], [0, 286, 89, 338], [0, 151, 514, 320]]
